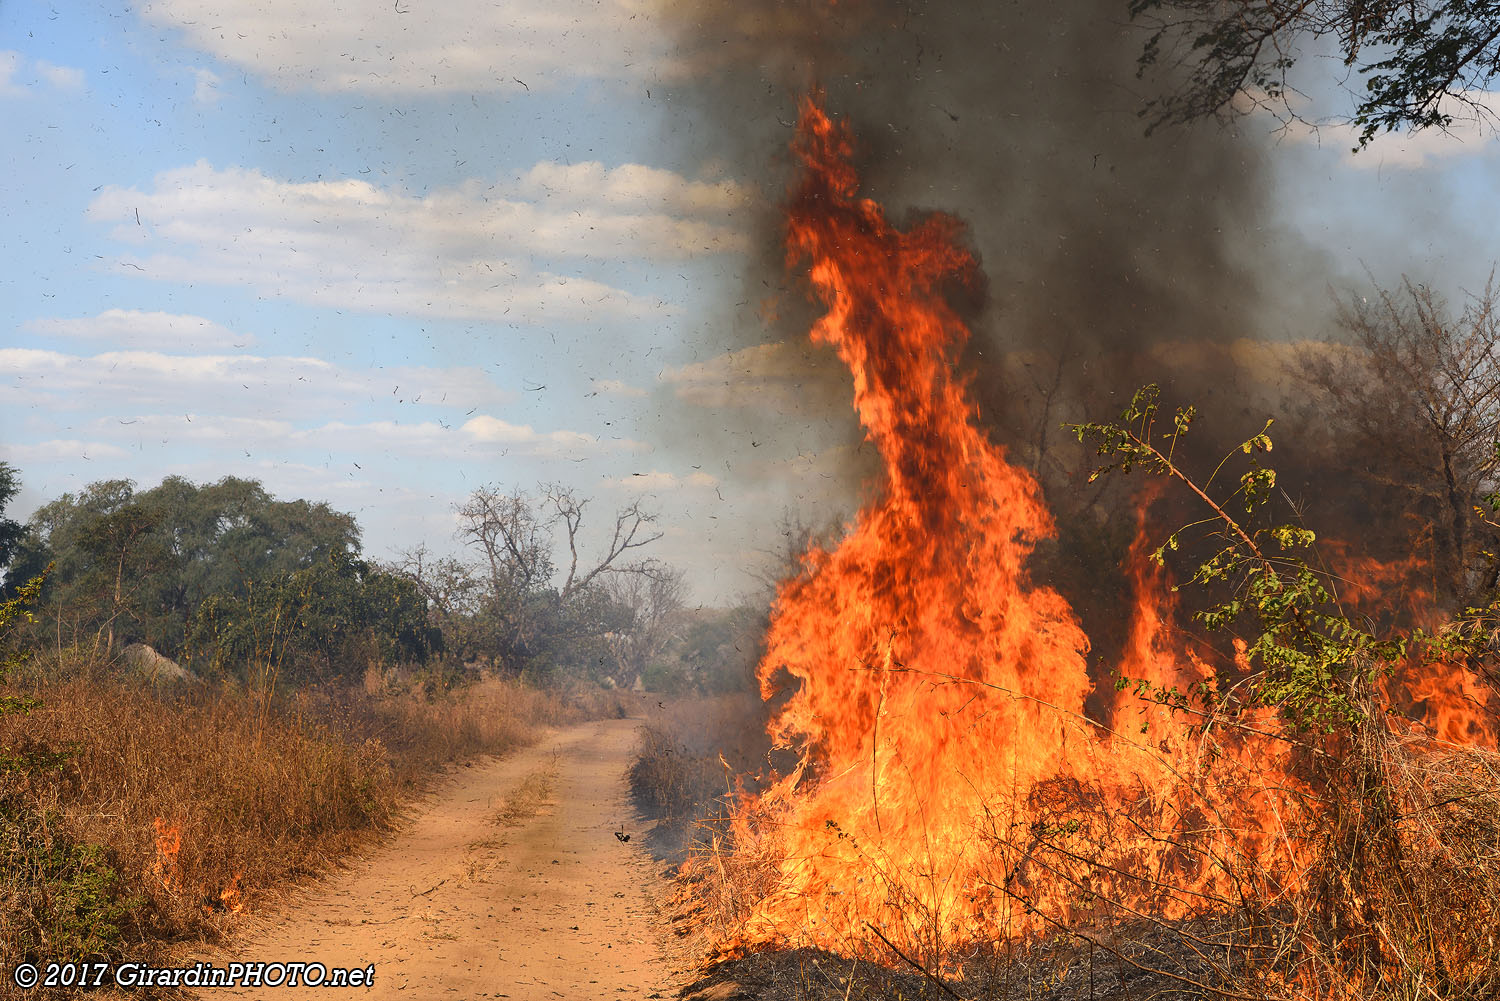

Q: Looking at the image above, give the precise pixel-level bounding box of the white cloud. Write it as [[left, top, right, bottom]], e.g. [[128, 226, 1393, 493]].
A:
[[139, 0, 673, 94], [513, 162, 749, 220], [86, 160, 746, 322], [590, 377, 647, 398], [61, 412, 642, 464], [612, 469, 719, 492], [0, 439, 129, 464], [459, 415, 645, 456], [36, 60, 84, 90], [0, 52, 85, 96], [192, 67, 221, 105], [136, 0, 869, 101], [0, 347, 511, 418], [27, 309, 251, 351], [84, 414, 296, 443]]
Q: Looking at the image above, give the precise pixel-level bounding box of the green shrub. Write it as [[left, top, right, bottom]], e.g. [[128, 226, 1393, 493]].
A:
[[0, 797, 141, 961]]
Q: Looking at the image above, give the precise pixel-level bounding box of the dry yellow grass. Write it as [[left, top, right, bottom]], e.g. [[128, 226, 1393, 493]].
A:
[[627, 693, 768, 825], [493, 765, 558, 827], [0, 670, 628, 1000]]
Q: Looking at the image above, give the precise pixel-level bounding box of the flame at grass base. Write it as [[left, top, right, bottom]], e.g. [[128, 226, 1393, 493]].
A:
[[712, 98, 1309, 966]]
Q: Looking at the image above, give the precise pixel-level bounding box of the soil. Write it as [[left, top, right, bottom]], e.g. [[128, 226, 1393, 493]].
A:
[[199, 718, 686, 1000]]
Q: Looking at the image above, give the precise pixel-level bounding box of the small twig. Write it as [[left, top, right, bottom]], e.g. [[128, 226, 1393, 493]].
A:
[[411, 878, 447, 898], [1391, 789, 1494, 822], [872, 669, 885, 834], [863, 921, 964, 1000]]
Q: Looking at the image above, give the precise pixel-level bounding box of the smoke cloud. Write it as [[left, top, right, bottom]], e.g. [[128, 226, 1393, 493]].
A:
[[647, 0, 1370, 636], [653, 0, 1330, 464]]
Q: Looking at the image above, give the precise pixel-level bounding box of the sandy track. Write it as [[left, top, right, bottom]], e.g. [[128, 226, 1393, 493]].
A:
[[202, 718, 678, 1000]]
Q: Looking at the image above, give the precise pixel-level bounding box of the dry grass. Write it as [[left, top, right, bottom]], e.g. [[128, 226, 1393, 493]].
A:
[[493, 765, 558, 827], [628, 694, 769, 829], [0, 667, 627, 1000], [1275, 721, 1500, 1000]]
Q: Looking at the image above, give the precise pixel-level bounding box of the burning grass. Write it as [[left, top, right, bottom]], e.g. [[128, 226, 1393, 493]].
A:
[[673, 705, 1500, 999], [0, 665, 625, 1000]]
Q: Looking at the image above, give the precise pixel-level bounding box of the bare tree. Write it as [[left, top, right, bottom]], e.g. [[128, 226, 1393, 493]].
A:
[[542, 483, 664, 598], [390, 544, 485, 664], [456, 486, 553, 599], [1297, 276, 1500, 602], [605, 567, 686, 687], [451, 483, 668, 673], [748, 509, 835, 597]]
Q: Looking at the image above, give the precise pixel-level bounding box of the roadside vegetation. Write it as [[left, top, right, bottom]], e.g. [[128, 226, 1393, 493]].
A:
[[0, 466, 731, 998], [627, 517, 838, 856]]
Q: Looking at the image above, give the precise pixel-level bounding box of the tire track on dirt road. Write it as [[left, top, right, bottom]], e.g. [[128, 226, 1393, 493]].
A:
[[202, 718, 681, 1000]]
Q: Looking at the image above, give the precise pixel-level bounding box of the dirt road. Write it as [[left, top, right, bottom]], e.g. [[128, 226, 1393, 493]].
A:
[[205, 718, 680, 1000]]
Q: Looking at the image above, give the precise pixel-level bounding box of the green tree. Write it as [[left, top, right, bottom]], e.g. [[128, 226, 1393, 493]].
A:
[[1072, 384, 1419, 729], [187, 552, 437, 688], [0, 461, 24, 578], [391, 545, 487, 665], [8, 480, 168, 658], [11, 475, 360, 659]]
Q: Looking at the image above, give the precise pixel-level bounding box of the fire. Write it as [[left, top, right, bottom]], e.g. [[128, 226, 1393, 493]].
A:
[[150, 817, 182, 894], [1401, 656, 1500, 747], [150, 817, 248, 915], [1319, 543, 1500, 747], [710, 97, 1314, 966], [701, 94, 1500, 980], [216, 871, 246, 915]]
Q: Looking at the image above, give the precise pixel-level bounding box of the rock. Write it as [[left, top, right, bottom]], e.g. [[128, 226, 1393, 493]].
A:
[[120, 643, 199, 684]]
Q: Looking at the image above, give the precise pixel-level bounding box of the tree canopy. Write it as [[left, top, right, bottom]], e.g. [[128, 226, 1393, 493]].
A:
[[9, 475, 359, 658], [1133, 0, 1500, 145], [186, 550, 438, 689], [0, 463, 23, 577], [2, 468, 728, 693]]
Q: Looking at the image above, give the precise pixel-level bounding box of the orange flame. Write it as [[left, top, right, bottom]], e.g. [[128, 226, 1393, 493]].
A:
[[1320, 543, 1499, 747], [150, 817, 182, 894], [217, 871, 246, 915], [709, 98, 1317, 966]]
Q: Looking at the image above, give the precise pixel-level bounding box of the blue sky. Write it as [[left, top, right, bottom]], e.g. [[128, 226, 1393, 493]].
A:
[[4, 3, 1499, 604]]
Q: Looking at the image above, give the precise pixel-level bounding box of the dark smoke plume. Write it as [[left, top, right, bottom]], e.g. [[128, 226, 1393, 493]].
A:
[[655, 0, 1327, 441], [649, 0, 1411, 672]]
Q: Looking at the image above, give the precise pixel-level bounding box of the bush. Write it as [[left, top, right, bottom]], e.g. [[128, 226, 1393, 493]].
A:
[[0, 795, 140, 962], [185, 552, 439, 687], [628, 695, 770, 827]]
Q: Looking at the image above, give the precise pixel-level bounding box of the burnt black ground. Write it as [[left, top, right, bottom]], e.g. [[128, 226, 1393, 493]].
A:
[[677, 919, 1248, 1001]]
